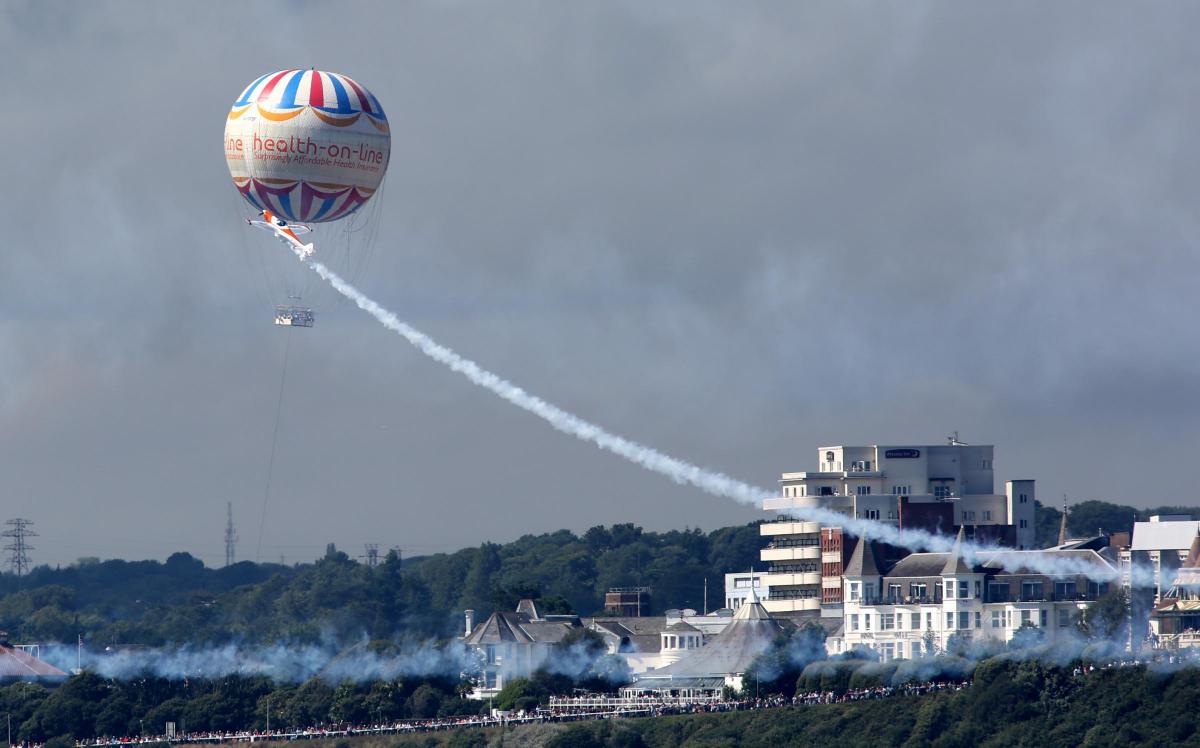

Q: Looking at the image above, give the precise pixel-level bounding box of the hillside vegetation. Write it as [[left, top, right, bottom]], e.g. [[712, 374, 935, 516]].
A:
[[0, 523, 761, 646]]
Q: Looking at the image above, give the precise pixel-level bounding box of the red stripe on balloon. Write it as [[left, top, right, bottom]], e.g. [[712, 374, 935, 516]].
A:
[[308, 70, 324, 108], [258, 70, 295, 102]]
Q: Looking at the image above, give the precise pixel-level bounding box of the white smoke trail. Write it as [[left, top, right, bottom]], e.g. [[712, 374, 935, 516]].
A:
[[296, 252, 1146, 584]]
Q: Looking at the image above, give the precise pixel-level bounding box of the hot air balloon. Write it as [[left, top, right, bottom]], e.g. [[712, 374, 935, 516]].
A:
[[224, 69, 391, 326]]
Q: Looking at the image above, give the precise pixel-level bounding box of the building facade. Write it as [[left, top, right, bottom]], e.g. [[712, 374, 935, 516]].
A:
[[833, 531, 1114, 659], [760, 441, 1036, 619], [462, 600, 581, 699], [724, 571, 765, 612]]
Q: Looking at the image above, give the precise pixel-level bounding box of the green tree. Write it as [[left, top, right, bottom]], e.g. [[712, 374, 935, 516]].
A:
[[1077, 587, 1129, 641]]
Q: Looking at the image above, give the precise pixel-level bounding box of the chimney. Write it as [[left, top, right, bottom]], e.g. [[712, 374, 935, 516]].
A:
[[465, 609, 475, 637]]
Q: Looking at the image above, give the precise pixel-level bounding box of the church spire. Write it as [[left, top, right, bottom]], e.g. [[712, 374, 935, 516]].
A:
[[1058, 494, 1069, 546]]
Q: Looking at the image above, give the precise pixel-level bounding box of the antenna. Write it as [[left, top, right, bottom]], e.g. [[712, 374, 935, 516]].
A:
[[224, 503, 238, 567], [2, 519, 37, 576]]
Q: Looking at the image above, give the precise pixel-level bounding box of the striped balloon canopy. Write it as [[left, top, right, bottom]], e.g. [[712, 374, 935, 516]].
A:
[[224, 69, 390, 223]]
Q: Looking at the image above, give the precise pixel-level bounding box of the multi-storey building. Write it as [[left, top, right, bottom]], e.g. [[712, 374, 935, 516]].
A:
[[833, 530, 1115, 659], [760, 440, 1036, 619], [1122, 515, 1200, 602]]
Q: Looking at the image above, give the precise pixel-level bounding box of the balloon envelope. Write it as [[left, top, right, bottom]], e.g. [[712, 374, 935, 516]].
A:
[[225, 69, 390, 223]]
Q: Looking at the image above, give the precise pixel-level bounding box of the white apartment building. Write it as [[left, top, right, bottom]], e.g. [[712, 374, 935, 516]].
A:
[[760, 441, 1036, 618], [833, 531, 1115, 660]]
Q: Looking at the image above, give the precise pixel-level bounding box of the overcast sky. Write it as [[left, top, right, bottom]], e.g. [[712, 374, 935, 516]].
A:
[[2, 2, 1198, 568]]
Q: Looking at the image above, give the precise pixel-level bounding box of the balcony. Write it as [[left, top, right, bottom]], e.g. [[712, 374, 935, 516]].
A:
[[761, 546, 821, 562], [986, 592, 1103, 604], [762, 598, 820, 613], [760, 520, 821, 536], [763, 572, 822, 587]]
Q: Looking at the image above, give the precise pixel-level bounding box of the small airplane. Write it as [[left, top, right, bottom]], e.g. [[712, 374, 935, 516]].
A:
[[247, 209, 315, 259]]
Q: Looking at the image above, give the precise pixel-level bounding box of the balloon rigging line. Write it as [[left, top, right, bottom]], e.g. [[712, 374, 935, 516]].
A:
[[257, 326, 294, 563]]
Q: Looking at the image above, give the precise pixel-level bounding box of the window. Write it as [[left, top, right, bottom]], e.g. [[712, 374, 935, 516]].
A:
[[1021, 610, 1032, 625], [912, 612, 921, 629], [485, 671, 498, 689], [975, 612, 982, 629], [887, 510, 898, 520], [820, 486, 835, 496], [958, 581, 969, 599], [983, 510, 992, 521], [982, 459, 992, 469], [1019, 493, 1028, 504], [974, 581, 982, 597], [864, 615, 871, 630], [1021, 581, 1044, 601], [946, 612, 954, 629], [1054, 581, 1075, 599], [991, 610, 1003, 628], [959, 611, 970, 630], [964, 510, 975, 522], [1040, 610, 1048, 627], [1058, 609, 1070, 628], [1019, 519, 1028, 528], [826, 451, 835, 463], [881, 613, 895, 631], [945, 581, 955, 599], [934, 486, 952, 499], [988, 582, 1010, 602], [856, 486, 872, 495], [888, 584, 902, 601], [800, 485, 807, 497], [849, 583, 860, 602], [486, 645, 498, 664], [910, 583, 927, 600], [892, 485, 912, 495], [860, 509, 880, 520], [850, 614, 859, 631]]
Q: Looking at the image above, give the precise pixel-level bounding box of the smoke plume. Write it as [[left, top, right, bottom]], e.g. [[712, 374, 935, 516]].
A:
[[294, 249, 1149, 584]]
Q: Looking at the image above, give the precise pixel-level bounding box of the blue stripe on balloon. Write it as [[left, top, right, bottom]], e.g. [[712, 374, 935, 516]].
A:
[[276, 191, 296, 221], [326, 75, 353, 113], [278, 70, 304, 109], [235, 72, 273, 106], [311, 196, 337, 222]]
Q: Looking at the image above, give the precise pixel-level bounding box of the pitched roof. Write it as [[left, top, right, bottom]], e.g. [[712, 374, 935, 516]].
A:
[[979, 548, 1116, 576], [885, 552, 953, 579], [464, 612, 532, 645], [665, 621, 700, 633], [844, 537, 882, 577], [941, 527, 977, 575], [635, 597, 782, 681], [0, 646, 67, 679], [1185, 530, 1200, 568], [464, 610, 577, 645]]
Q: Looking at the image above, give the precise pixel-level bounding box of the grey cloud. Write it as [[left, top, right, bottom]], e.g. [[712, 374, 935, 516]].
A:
[[0, 2, 1197, 567]]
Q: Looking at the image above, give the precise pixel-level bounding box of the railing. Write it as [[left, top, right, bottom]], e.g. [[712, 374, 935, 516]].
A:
[[765, 538, 820, 549], [986, 592, 1103, 603], [768, 589, 820, 601], [857, 595, 942, 606], [768, 564, 820, 575]]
